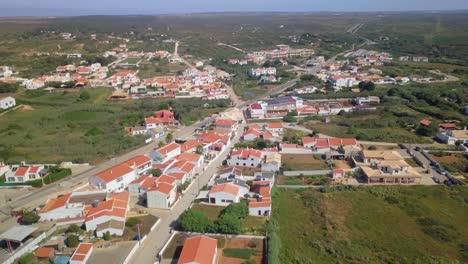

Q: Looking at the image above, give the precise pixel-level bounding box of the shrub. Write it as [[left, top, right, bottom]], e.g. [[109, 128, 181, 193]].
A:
[[66, 234, 79, 247], [126, 217, 140, 228], [216, 214, 242, 234], [18, 252, 35, 264], [384, 196, 399, 204], [67, 224, 84, 234], [103, 231, 111, 241], [21, 210, 40, 224], [223, 248, 257, 259], [79, 91, 91, 101], [178, 209, 214, 233], [151, 169, 162, 177]]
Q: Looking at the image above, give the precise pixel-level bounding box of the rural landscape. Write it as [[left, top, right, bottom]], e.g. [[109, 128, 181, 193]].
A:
[[0, 1, 467, 264]]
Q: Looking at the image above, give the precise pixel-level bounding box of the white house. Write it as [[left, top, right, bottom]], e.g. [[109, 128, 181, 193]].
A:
[[5, 165, 46, 183], [121, 155, 152, 175], [84, 192, 129, 235], [38, 193, 83, 221], [249, 67, 276, 77], [261, 153, 281, 172], [208, 184, 241, 206], [0, 96, 16, 110], [227, 148, 263, 168], [70, 243, 93, 264], [332, 169, 345, 179], [249, 103, 265, 119], [265, 123, 283, 134], [178, 236, 218, 264], [88, 163, 137, 192], [150, 142, 181, 163], [146, 182, 177, 209], [218, 167, 242, 180], [437, 129, 468, 145]]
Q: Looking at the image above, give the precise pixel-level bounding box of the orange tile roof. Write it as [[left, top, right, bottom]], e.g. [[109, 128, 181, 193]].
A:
[[267, 122, 283, 129], [130, 175, 149, 184], [302, 137, 316, 145], [249, 198, 271, 208], [148, 182, 175, 194], [176, 153, 202, 163], [198, 132, 229, 144], [214, 119, 236, 127], [178, 236, 217, 264], [75, 243, 93, 255], [107, 191, 130, 203], [36, 247, 54, 258], [122, 155, 151, 168], [231, 148, 262, 159], [209, 184, 240, 196], [168, 172, 186, 180], [157, 175, 177, 184], [141, 177, 159, 189], [243, 129, 261, 137], [180, 140, 205, 152], [29, 166, 40, 174], [95, 163, 134, 183], [155, 142, 181, 155], [39, 193, 72, 214], [419, 119, 432, 126], [14, 167, 29, 177], [168, 160, 196, 174], [333, 169, 345, 174]]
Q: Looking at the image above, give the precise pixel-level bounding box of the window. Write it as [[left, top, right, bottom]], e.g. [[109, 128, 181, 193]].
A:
[[236, 163, 239, 166], [117, 177, 124, 182], [8, 177, 15, 182], [251, 164, 254, 167], [243, 163, 246, 166]]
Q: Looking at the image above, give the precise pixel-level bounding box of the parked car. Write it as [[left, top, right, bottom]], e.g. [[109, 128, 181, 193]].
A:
[[414, 146, 421, 151], [443, 180, 453, 186]]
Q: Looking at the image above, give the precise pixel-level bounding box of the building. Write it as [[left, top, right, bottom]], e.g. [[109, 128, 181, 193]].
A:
[[0, 96, 16, 110], [264, 96, 303, 111], [265, 122, 283, 134], [249, 67, 276, 77], [361, 160, 422, 184], [38, 193, 82, 221], [248, 182, 271, 216], [88, 163, 137, 192], [227, 148, 263, 168], [150, 142, 181, 162], [121, 155, 152, 175], [332, 169, 345, 179], [218, 167, 242, 180], [208, 183, 241, 205], [84, 192, 129, 236], [261, 152, 282, 172], [70, 243, 93, 264], [178, 236, 217, 264], [5, 165, 46, 183], [214, 119, 238, 131], [146, 181, 177, 209], [249, 103, 265, 119], [437, 129, 468, 145]]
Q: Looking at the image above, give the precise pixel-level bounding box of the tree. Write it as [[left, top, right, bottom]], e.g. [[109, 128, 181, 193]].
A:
[[103, 231, 111, 241], [216, 214, 242, 234], [222, 203, 249, 218], [195, 145, 204, 155], [455, 140, 463, 146], [21, 210, 39, 225], [178, 209, 214, 233], [165, 132, 173, 143], [67, 224, 83, 235], [416, 124, 438, 137], [151, 168, 162, 177], [287, 110, 298, 117], [66, 234, 79, 247], [126, 217, 140, 227], [365, 81, 375, 91], [18, 252, 35, 264], [283, 115, 295, 123]]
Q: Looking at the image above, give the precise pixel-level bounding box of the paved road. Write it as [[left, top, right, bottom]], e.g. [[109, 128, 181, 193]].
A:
[[130, 124, 245, 264]]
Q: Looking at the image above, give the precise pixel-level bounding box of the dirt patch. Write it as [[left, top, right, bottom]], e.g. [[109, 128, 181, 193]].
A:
[[432, 155, 461, 163], [21, 105, 34, 111], [282, 154, 327, 170], [334, 160, 352, 169], [218, 237, 264, 264]]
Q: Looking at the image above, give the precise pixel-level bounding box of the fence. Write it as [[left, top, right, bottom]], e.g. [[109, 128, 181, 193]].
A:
[[283, 170, 331, 176]]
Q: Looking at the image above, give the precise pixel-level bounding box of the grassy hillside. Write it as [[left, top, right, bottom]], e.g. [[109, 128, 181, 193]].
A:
[[0, 88, 228, 164], [271, 186, 468, 264]]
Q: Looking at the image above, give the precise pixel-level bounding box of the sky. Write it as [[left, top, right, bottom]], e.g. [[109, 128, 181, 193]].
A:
[[1, 0, 468, 16]]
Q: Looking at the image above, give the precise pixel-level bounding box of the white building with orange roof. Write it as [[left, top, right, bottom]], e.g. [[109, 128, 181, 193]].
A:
[[208, 183, 241, 205], [38, 193, 83, 221], [178, 236, 217, 264], [176, 152, 204, 168], [150, 142, 181, 163], [265, 122, 283, 134], [165, 160, 196, 183], [121, 155, 152, 175], [5, 165, 46, 183], [70, 243, 93, 264], [249, 181, 271, 217], [227, 148, 264, 168], [146, 181, 177, 209], [84, 191, 129, 236], [88, 163, 137, 193]]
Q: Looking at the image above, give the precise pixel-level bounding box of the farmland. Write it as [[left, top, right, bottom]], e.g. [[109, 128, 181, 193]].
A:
[[281, 154, 328, 171], [271, 186, 468, 264]]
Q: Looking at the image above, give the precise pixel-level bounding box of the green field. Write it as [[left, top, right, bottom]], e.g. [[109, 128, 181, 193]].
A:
[[0, 88, 228, 164], [271, 186, 468, 263], [191, 203, 266, 235]]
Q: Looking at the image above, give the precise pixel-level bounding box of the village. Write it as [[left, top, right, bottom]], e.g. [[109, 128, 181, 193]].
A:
[[0, 12, 467, 264]]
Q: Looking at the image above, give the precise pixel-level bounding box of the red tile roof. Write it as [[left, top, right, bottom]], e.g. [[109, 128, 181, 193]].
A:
[[178, 236, 217, 264], [148, 182, 175, 194], [122, 155, 151, 168], [333, 169, 345, 174], [39, 193, 72, 214], [155, 142, 181, 155], [439, 123, 456, 129], [419, 119, 432, 126], [14, 167, 29, 177], [29, 166, 40, 174], [267, 122, 283, 129], [95, 163, 134, 183], [198, 132, 229, 144], [180, 140, 205, 153], [209, 184, 240, 196], [71, 243, 93, 261], [157, 175, 177, 185], [36, 247, 54, 258], [214, 119, 236, 128], [250, 103, 262, 110], [231, 148, 262, 159], [177, 153, 202, 163]]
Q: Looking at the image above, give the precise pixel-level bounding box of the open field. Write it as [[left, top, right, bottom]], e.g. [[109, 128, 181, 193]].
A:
[[272, 186, 468, 263], [281, 154, 328, 171], [0, 88, 228, 164], [277, 175, 330, 185], [431, 153, 468, 177]]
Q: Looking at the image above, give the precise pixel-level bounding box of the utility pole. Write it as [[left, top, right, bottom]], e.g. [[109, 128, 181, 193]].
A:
[[137, 224, 141, 246]]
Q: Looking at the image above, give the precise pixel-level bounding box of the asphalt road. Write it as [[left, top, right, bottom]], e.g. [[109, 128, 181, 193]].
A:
[[129, 124, 245, 264]]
